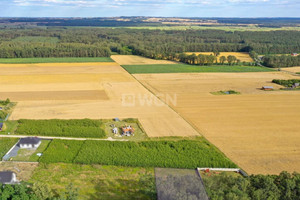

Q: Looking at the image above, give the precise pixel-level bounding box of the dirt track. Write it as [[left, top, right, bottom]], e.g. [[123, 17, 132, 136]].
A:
[[135, 72, 300, 174], [0, 63, 199, 138]]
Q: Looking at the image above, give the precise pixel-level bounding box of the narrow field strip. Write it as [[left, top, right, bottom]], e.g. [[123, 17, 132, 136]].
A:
[[122, 64, 274, 74]]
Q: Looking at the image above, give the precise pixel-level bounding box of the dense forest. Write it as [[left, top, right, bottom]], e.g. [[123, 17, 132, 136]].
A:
[[0, 27, 299, 60]]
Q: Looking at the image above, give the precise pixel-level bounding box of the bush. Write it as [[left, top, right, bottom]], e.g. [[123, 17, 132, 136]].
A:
[[0, 98, 10, 106], [40, 139, 237, 168], [39, 140, 83, 163], [16, 119, 106, 138], [272, 79, 300, 87]]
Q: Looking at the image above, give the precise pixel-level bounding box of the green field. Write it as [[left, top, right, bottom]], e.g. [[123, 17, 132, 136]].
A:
[[40, 139, 237, 168], [0, 57, 113, 64], [12, 36, 59, 43], [122, 64, 274, 74], [15, 119, 106, 138], [0, 138, 18, 158], [30, 163, 156, 200]]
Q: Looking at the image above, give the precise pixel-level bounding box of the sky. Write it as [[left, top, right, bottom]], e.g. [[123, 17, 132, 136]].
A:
[[0, 0, 299, 18]]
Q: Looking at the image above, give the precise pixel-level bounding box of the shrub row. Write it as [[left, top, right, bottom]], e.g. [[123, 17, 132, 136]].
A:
[[272, 79, 300, 87], [16, 119, 106, 138], [40, 139, 237, 169]]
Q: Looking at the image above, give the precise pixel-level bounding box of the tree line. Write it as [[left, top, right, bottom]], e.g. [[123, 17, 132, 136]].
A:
[[263, 54, 300, 68]]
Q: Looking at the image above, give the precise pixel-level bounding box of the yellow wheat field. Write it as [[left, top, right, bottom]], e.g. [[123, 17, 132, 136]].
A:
[[0, 62, 199, 138], [185, 52, 253, 62], [111, 55, 178, 65], [135, 72, 300, 174]]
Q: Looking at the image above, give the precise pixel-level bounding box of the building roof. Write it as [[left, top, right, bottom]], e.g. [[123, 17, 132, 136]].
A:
[[262, 86, 274, 89], [0, 123, 3, 128], [18, 137, 41, 145], [0, 171, 14, 184]]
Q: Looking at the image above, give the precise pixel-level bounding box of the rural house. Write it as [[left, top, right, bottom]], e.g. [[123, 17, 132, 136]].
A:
[[18, 137, 41, 149], [291, 53, 299, 56], [0, 123, 3, 131], [0, 171, 17, 184]]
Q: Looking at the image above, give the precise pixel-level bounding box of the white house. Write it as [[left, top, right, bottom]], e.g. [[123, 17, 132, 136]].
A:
[[0, 171, 17, 184], [18, 137, 41, 149]]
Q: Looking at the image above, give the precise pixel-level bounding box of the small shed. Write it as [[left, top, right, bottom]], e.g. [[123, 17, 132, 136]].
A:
[[0, 171, 17, 184], [262, 86, 274, 91], [18, 137, 41, 149], [0, 123, 3, 131]]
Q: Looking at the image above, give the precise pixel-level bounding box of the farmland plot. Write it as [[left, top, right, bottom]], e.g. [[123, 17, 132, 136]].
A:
[[135, 72, 300, 174], [0, 62, 198, 137]]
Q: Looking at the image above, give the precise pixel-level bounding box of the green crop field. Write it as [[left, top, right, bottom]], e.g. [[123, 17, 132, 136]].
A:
[[39, 140, 83, 163], [122, 64, 274, 74], [40, 139, 237, 168], [12, 36, 60, 43], [0, 138, 18, 158], [0, 57, 113, 64], [15, 119, 106, 138]]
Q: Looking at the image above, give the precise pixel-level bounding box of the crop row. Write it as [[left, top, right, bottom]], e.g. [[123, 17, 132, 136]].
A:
[[40, 139, 237, 168]]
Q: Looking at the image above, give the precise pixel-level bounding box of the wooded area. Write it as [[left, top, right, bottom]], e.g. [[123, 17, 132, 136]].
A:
[[0, 28, 299, 59]]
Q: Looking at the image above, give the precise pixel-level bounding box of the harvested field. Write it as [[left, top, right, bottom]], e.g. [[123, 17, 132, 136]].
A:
[[0, 90, 108, 101], [111, 55, 178, 65], [186, 52, 253, 62], [135, 72, 300, 174], [0, 63, 198, 137], [283, 66, 300, 73]]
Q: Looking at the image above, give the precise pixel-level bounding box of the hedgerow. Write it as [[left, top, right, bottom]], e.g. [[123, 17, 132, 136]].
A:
[[272, 79, 300, 87], [40, 139, 237, 168], [16, 119, 106, 138], [39, 140, 83, 163]]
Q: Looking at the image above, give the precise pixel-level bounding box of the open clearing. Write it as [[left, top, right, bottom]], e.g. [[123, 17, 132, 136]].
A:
[[135, 72, 300, 174], [0, 62, 198, 137], [111, 55, 178, 65], [186, 52, 253, 62]]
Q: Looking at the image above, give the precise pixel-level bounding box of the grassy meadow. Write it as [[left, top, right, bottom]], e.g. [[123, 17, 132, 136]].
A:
[[29, 163, 156, 200]]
